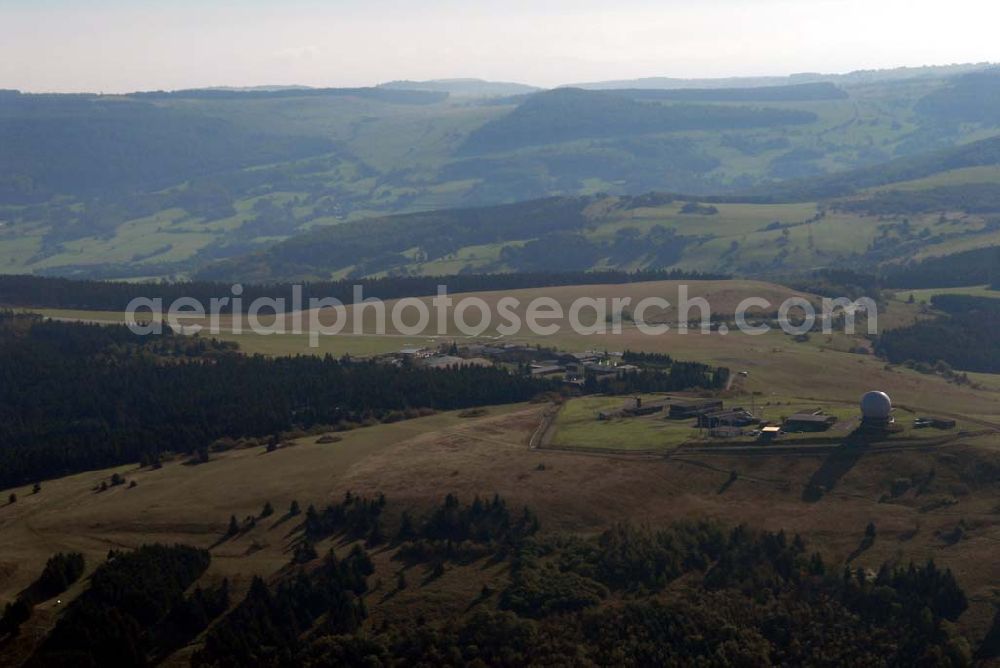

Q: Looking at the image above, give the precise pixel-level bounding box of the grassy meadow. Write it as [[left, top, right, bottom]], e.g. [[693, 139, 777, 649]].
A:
[[3, 396, 1000, 660]]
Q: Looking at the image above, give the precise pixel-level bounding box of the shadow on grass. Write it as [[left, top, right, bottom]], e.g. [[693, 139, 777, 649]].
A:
[[717, 471, 738, 495], [268, 511, 299, 532], [846, 535, 875, 563], [802, 442, 866, 502]]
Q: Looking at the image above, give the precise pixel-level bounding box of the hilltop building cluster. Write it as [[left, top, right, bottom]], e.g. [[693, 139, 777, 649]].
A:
[[381, 343, 637, 385], [586, 388, 953, 445]]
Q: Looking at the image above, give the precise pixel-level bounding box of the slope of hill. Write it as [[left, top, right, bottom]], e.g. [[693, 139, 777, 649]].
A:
[[611, 82, 848, 102], [752, 134, 1000, 200], [570, 62, 995, 89], [0, 93, 335, 202], [459, 88, 818, 153], [915, 69, 1000, 125], [3, 380, 999, 664], [198, 148, 1000, 282], [2, 66, 999, 279], [377, 78, 541, 97]]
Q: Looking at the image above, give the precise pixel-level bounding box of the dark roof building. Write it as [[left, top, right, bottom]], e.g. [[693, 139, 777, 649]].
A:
[[697, 408, 757, 428], [668, 398, 724, 419], [782, 413, 836, 432]]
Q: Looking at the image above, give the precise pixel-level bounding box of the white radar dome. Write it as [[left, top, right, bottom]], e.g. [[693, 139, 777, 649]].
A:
[[860, 391, 892, 419]]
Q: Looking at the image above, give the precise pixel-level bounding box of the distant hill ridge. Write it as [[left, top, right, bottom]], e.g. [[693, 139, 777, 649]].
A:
[[568, 62, 996, 90], [460, 88, 817, 153], [377, 78, 541, 97]]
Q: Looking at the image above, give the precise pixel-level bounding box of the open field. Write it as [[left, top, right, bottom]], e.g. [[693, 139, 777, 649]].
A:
[[22, 276, 1000, 422], [2, 400, 999, 663], [548, 394, 702, 452], [546, 388, 988, 455], [33, 305, 1000, 419]]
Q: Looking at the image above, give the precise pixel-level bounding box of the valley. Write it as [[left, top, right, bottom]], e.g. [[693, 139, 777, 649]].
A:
[[2, 56, 1000, 666]]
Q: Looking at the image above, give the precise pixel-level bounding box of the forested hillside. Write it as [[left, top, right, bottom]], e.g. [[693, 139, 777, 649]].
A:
[[876, 294, 1000, 373], [751, 133, 1000, 201], [197, 171, 1000, 282], [0, 93, 334, 202], [10, 499, 975, 666], [0, 312, 727, 487], [0, 269, 725, 312], [459, 88, 817, 153], [2, 66, 1000, 280]]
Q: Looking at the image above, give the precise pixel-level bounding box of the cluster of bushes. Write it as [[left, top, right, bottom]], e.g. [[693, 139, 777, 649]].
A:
[[394, 493, 540, 568], [303, 492, 387, 544]]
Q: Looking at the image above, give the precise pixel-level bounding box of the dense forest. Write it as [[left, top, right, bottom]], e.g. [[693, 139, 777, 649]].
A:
[[0, 552, 85, 639], [25, 544, 218, 667], [837, 183, 1000, 215], [194, 192, 737, 280], [876, 294, 1000, 372], [0, 94, 334, 203], [880, 246, 1000, 288], [0, 313, 556, 487], [461, 88, 817, 153], [14, 491, 977, 666], [0, 312, 727, 487]]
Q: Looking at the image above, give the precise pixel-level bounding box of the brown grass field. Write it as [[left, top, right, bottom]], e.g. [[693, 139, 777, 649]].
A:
[[30, 278, 995, 420], [4, 279, 1000, 663], [1, 403, 999, 664]]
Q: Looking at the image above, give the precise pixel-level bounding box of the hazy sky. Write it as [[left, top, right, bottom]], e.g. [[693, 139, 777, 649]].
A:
[[1, 0, 997, 92]]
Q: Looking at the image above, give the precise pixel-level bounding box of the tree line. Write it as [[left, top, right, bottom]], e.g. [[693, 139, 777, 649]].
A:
[[876, 294, 1000, 372], [25, 544, 217, 667], [0, 269, 728, 313], [0, 313, 556, 488]]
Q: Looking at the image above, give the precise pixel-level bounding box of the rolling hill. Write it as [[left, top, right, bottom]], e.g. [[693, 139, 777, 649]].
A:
[[2, 66, 1000, 280], [459, 88, 819, 153], [0, 67, 1000, 278], [198, 140, 1000, 282]]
